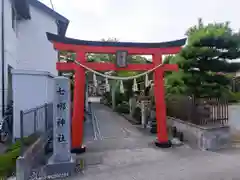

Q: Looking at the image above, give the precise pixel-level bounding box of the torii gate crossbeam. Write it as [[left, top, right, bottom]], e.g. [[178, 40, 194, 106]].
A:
[[47, 32, 186, 153]]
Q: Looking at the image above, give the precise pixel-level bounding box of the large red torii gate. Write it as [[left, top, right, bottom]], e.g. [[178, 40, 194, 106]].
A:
[[47, 33, 186, 152]]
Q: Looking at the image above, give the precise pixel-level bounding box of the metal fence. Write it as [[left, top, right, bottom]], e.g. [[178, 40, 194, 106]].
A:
[[19, 103, 53, 153], [16, 103, 53, 180], [166, 96, 228, 126]]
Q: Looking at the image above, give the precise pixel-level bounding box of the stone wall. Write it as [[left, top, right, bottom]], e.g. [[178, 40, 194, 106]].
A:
[[228, 104, 240, 142], [16, 131, 51, 180], [167, 117, 231, 151]]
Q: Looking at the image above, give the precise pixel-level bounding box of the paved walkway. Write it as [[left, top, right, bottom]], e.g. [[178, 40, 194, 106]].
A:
[[69, 103, 240, 180], [91, 103, 144, 139]]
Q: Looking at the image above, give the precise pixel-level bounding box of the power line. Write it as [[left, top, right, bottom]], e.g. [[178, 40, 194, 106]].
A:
[[49, 0, 59, 26], [49, 0, 55, 11]]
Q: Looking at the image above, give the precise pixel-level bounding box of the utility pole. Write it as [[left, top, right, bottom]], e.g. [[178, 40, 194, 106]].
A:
[[1, 0, 5, 117]]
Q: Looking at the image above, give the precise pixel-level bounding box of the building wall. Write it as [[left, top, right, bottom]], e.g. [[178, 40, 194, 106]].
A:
[[16, 5, 58, 75], [0, 0, 18, 114], [12, 69, 55, 138], [0, 1, 59, 115], [0, 1, 2, 112]]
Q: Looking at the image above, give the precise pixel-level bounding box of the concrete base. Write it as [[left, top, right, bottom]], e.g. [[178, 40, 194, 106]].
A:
[[45, 156, 76, 178], [71, 145, 86, 154], [155, 140, 172, 148], [168, 117, 231, 151]]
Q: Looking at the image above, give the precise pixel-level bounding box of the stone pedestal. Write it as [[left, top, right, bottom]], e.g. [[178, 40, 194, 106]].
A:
[[46, 156, 76, 177]]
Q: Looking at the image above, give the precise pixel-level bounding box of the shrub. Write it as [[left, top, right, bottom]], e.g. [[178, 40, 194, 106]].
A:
[[0, 134, 39, 177], [6, 133, 39, 152], [228, 92, 240, 103], [115, 102, 130, 114], [102, 92, 112, 104], [0, 148, 20, 177]]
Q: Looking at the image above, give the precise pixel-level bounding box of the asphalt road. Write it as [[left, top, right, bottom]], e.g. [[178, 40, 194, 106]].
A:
[[83, 112, 95, 142]]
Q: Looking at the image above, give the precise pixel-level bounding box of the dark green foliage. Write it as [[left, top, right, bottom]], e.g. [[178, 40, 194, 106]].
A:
[[102, 92, 112, 104], [165, 19, 240, 98], [115, 102, 130, 114], [6, 134, 39, 152], [0, 134, 39, 177], [124, 80, 134, 99], [228, 92, 240, 103], [0, 148, 20, 177]]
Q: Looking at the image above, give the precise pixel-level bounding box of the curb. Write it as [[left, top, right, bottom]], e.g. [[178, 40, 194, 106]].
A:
[[121, 114, 140, 125]]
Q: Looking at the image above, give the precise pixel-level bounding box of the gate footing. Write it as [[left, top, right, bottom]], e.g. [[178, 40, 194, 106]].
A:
[[155, 140, 172, 148], [71, 145, 86, 154]]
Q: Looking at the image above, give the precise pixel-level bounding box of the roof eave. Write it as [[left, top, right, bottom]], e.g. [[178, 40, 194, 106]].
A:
[[28, 0, 69, 36], [14, 0, 69, 36], [46, 32, 187, 48]]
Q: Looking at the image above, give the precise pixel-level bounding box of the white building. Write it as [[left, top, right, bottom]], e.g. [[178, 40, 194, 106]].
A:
[[0, 0, 69, 140], [0, 0, 69, 116]]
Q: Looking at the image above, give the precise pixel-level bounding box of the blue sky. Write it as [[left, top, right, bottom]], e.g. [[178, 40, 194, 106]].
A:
[[40, 0, 240, 43]]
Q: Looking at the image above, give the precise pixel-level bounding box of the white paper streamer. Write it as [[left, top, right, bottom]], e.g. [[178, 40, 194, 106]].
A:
[[105, 78, 110, 92], [145, 74, 149, 87], [132, 78, 138, 92], [120, 80, 124, 93], [93, 73, 97, 87]]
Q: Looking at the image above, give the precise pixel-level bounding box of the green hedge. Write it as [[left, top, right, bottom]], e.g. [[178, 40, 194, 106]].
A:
[[228, 92, 240, 103], [102, 92, 129, 107], [115, 102, 130, 114], [0, 134, 39, 177], [0, 148, 20, 177]]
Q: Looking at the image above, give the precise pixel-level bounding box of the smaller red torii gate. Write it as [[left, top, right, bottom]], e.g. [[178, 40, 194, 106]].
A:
[[47, 33, 186, 152]]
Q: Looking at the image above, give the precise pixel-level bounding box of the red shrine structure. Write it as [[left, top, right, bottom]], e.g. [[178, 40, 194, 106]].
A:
[[47, 33, 186, 152]]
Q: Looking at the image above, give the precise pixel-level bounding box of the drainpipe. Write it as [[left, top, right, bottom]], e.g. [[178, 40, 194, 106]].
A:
[[1, 0, 5, 117]]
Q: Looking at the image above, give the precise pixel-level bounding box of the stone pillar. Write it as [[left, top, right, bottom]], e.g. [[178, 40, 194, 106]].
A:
[[46, 77, 76, 176], [129, 97, 136, 117], [112, 81, 118, 110], [141, 101, 146, 128]]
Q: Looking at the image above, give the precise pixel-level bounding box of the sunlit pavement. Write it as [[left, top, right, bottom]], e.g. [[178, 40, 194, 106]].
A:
[[70, 148, 240, 180], [69, 104, 240, 180]]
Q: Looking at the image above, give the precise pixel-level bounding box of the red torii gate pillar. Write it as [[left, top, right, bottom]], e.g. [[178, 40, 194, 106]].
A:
[[46, 32, 186, 153]]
